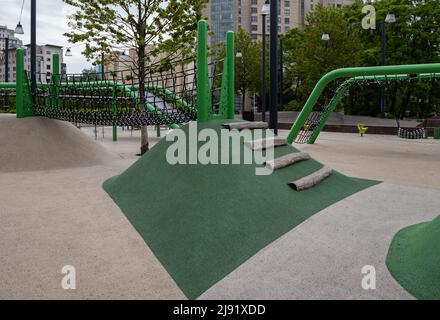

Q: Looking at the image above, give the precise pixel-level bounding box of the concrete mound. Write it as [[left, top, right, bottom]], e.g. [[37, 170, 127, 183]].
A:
[[0, 114, 118, 172]]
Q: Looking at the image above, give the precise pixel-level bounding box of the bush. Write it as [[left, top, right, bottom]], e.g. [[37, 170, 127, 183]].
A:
[[284, 100, 303, 112]]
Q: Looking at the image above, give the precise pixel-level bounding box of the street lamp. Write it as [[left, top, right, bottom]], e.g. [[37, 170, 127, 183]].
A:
[[379, 12, 396, 115], [65, 48, 72, 57], [261, 0, 269, 122], [321, 33, 330, 41], [14, 22, 24, 35]]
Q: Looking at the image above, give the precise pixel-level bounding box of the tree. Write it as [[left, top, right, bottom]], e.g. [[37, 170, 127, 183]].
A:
[[64, 0, 204, 154], [234, 28, 262, 112], [81, 67, 100, 80], [214, 27, 262, 113], [290, 4, 364, 102], [339, 0, 440, 118]]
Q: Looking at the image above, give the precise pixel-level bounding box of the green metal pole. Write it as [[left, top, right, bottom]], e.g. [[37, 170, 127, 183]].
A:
[[16, 49, 24, 118], [287, 63, 440, 144], [197, 20, 209, 122], [156, 125, 161, 137], [52, 53, 60, 108], [226, 31, 235, 120], [112, 86, 117, 141]]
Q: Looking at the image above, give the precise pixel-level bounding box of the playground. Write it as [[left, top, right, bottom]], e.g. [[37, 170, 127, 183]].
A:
[[1, 20, 439, 300]]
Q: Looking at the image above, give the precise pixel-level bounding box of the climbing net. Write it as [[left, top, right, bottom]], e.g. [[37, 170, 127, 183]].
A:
[[33, 57, 200, 127]]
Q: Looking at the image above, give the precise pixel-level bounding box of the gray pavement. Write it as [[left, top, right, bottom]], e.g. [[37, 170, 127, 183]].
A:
[[0, 163, 185, 299], [200, 183, 440, 300]]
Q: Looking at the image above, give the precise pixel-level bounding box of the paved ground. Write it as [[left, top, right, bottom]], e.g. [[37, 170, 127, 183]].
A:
[[0, 118, 184, 299], [1, 118, 439, 299], [200, 183, 440, 300]]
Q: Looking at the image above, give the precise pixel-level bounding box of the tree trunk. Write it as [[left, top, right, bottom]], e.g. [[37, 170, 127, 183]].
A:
[[138, 6, 149, 155]]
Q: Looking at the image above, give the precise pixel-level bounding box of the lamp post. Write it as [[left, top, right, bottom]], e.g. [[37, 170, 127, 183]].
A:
[[261, 0, 269, 122], [236, 50, 244, 116], [269, 0, 278, 134], [379, 12, 396, 115], [279, 35, 283, 113]]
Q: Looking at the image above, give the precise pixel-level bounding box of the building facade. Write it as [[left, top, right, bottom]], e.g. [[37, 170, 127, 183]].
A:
[[0, 25, 24, 82], [202, 0, 354, 45], [0, 44, 64, 83]]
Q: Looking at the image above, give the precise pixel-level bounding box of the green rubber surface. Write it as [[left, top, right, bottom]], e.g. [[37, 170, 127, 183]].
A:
[[387, 215, 440, 300], [103, 120, 379, 299]]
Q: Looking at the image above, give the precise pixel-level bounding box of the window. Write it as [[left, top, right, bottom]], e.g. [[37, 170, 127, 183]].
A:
[[251, 7, 257, 14], [251, 16, 258, 23], [285, 9, 290, 15], [284, 1, 290, 8], [337, 4, 342, 8], [46, 51, 51, 55], [47, 65, 51, 70], [285, 26, 290, 32], [251, 25, 258, 31], [311, 4, 314, 10], [251, 0, 258, 4], [285, 17, 290, 24]]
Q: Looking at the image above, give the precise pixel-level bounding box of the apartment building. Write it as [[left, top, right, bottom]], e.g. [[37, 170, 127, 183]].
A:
[[0, 25, 24, 82], [202, 0, 354, 45], [0, 44, 64, 83], [24, 44, 64, 83]]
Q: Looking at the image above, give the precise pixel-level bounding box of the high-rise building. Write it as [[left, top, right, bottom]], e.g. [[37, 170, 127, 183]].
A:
[[202, 0, 354, 45]]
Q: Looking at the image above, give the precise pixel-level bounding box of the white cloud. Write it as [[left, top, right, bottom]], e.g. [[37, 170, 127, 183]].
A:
[[1, 0, 92, 73]]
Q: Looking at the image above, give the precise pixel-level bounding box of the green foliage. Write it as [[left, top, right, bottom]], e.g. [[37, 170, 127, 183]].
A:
[[214, 27, 262, 96], [289, 4, 364, 99], [283, 100, 302, 112], [63, 0, 204, 72]]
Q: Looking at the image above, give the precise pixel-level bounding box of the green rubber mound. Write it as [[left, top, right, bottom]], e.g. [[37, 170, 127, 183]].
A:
[[103, 120, 379, 299], [386, 215, 440, 300]]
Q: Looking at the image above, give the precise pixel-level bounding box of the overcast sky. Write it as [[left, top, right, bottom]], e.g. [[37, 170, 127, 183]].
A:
[[1, 0, 92, 73]]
